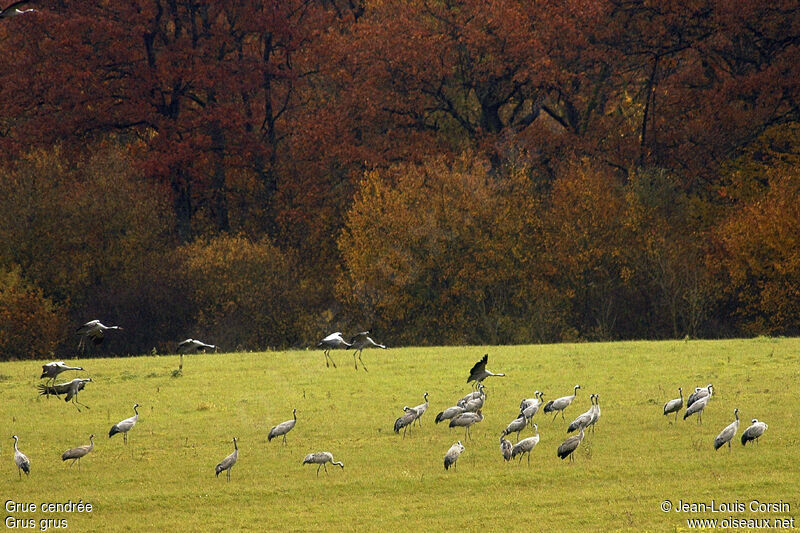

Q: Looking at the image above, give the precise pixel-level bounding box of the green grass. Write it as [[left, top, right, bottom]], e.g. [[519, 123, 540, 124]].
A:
[[1, 339, 798, 532]]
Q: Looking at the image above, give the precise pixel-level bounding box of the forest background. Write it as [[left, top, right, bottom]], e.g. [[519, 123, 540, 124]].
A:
[[1, 0, 799, 359]]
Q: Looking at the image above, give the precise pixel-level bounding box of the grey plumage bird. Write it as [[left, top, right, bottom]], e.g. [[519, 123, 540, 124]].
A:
[[502, 413, 527, 442], [663, 387, 684, 422], [587, 393, 601, 433], [348, 331, 386, 371], [393, 406, 418, 438], [0, 0, 35, 18], [215, 438, 238, 481], [458, 384, 485, 406], [449, 410, 483, 440], [521, 391, 543, 424], [410, 392, 429, 426], [109, 403, 139, 444], [302, 452, 344, 476], [567, 395, 595, 434], [467, 354, 505, 388], [687, 384, 713, 408], [544, 385, 581, 421], [177, 338, 216, 354], [12, 435, 30, 479], [317, 332, 351, 368], [61, 434, 94, 470], [683, 386, 712, 424], [435, 405, 466, 424], [714, 408, 740, 451], [443, 441, 465, 470], [500, 435, 513, 461], [557, 426, 585, 462], [741, 419, 768, 446], [268, 409, 297, 445], [76, 320, 122, 353], [512, 424, 540, 465], [40, 362, 84, 394], [37, 378, 93, 411]]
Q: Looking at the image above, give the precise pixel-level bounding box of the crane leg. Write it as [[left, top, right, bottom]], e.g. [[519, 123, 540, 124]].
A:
[[323, 463, 328, 474], [358, 352, 368, 372], [282, 434, 287, 446], [527, 452, 531, 466], [316, 464, 321, 476], [552, 412, 559, 422]]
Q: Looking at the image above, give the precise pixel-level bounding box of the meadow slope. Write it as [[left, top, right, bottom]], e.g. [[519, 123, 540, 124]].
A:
[[1, 338, 798, 532]]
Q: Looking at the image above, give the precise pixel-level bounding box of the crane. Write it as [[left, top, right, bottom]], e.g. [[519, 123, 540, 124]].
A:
[[317, 332, 351, 368], [444, 441, 465, 470], [215, 438, 238, 481], [268, 409, 297, 445], [109, 403, 139, 444], [467, 354, 505, 388], [0, 0, 35, 18], [543, 385, 581, 421], [449, 410, 483, 440], [511, 424, 540, 466], [177, 339, 217, 354], [713, 408, 740, 451], [394, 406, 418, 438], [683, 386, 712, 424], [37, 378, 93, 411], [348, 331, 387, 371], [302, 452, 344, 476], [741, 419, 768, 446], [663, 387, 684, 422], [61, 434, 94, 470], [557, 427, 585, 462], [76, 320, 122, 353], [11, 435, 30, 479], [40, 362, 84, 394], [410, 392, 429, 426]]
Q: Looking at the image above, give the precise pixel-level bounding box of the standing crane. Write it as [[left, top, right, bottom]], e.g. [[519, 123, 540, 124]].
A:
[[37, 378, 93, 411], [61, 434, 94, 470], [687, 384, 713, 408], [663, 387, 684, 422], [40, 362, 84, 394], [557, 427, 585, 462], [443, 441, 465, 470], [393, 406, 418, 438], [11, 435, 30, 479], [467, 354, 505, 389], [348, 331, 387, 371], [410, 393, 429, 426], [268, 409, 297, 445], [521, 391, 544, 425], [109, 403, 139, 444], [302, 452, 344, 476], [215, 438, 238, 481], [587, 393, 601, 433], [502, 413, 527, 442], [500, 435, 513, 461], [317, 332, 351, 368], [435, 405, 466, 424], [713, 408, 740, 451], [683, 386, 712, 424], [567, 395, 595, 434], [511, 424, 540, 466], [449, 410, 483, 440], [76, 320, 123, 353], [543, 385, 581, 421], [741, 419, 768, 446]]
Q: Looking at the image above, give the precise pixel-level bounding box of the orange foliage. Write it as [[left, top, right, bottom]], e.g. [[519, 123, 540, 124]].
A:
[[0, 267, 66, 360]]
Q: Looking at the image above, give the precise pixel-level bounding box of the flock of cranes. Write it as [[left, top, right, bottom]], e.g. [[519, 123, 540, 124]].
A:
[[662, 384, 769, 450], [9, 321, 774, 484]]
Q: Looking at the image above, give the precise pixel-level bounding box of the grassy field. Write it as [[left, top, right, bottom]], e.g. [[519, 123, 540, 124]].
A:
[[1, 338, 798, 532]]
